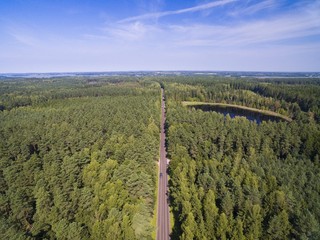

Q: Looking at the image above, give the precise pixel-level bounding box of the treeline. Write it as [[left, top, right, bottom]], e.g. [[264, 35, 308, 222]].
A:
[[165, 79, 320, 239], [0, 79, 160, 239], [0, 77, 153, 110], [160, 76, 320, 122]]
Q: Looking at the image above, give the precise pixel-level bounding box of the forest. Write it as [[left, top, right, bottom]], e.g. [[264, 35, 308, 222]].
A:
[[0, 77, 160, 239], [163, 76, 320, 239], [1, 75, 320, 239]]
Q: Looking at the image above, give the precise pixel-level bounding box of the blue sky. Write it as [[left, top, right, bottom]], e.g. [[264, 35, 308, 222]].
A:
[[0, 0, 319, 73]]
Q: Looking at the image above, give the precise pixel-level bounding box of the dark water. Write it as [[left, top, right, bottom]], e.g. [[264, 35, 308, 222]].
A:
[[189, 104, 286, 124]]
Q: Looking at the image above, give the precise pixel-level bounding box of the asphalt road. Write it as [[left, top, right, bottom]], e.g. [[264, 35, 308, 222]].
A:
[[157, 88, 170, 240]]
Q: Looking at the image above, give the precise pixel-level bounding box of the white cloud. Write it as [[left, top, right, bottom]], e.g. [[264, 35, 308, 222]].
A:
[[119, 0, 237, 23], [135, 0, 165, 12], [9, 30, 40, 47], [2, 0, 319, 72], [170, 2, 320, 47], [230, 0, 279, 16], [99, 21, 162, 42], [107, 22, 149, 40], [102, 0, 320, 48]]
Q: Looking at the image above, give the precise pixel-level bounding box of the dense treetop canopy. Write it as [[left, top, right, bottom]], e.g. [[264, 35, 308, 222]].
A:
[[0, 77, 160, 239], [1, 75, 319, 239]]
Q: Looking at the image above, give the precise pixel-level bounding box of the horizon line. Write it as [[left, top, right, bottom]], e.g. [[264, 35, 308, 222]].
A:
[[1, 70, 320, 75]]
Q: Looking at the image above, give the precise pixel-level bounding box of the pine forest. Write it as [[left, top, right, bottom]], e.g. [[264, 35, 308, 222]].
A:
[[1, 76, 320, 239]]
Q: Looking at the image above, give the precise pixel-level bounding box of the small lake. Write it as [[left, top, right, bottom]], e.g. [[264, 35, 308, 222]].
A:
[[189, 104, 287, 124]]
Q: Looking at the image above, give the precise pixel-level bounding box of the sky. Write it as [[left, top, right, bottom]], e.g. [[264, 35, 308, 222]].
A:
[[0, 0, 319, 73]]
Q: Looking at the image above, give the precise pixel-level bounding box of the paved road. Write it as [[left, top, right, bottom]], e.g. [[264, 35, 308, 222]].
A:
[[157, 87, 170, 240]]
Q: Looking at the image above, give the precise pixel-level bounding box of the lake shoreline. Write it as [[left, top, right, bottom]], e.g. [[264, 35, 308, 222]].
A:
[[182, 101, 292, 122]]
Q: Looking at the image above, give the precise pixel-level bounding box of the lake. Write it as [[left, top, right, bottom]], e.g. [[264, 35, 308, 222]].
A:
[[189, 104, 288, 124]]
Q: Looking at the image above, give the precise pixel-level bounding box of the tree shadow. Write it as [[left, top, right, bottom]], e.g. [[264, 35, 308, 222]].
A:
[[167, 167, 182, 240]]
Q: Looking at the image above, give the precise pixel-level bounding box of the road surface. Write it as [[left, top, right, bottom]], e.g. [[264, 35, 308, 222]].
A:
[[157, 87, 170, 240]]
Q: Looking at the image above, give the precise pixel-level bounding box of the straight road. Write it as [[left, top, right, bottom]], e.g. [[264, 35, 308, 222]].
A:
[[157, 87, 170, 240]]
